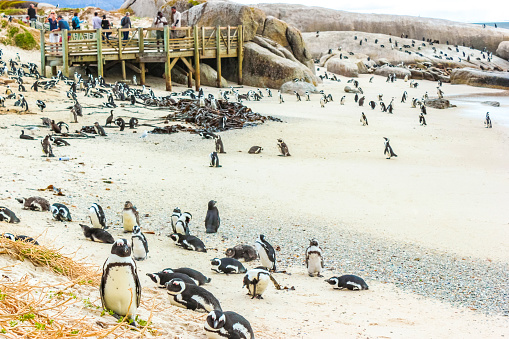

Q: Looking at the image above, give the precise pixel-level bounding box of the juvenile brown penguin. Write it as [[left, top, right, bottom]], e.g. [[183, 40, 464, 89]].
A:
[[94, 122, 107, 136], [41, 135, 54, 157], [16, 197, 50, 211], [214, 135, 225, 153], [50, 120, 61, 133], [122, 201, 139, 232], [225, 244, 257, 262], [248, 146, 262, 154]]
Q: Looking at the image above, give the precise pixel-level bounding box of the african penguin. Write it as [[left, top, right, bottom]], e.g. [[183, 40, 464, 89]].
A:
[[165, 279, 222, 312], [170, 233, 207, 252], [205, 200, 220, 233], [131, 225, 149, 261], [325, 274, 369, 290], [94, 122, 106, 136], [214, 135, 225, 153], [254, 234, 276, 272], [122, 201, 139, 232], [173, 212, 192, 235], [419, 113, 427, 126], [100, 239, 141, 325], [50, 203, 72, 222], [16, 197, 50, 211], [0, 207, 20, 224], [277, 139, 291, 157], [360, 112, 368, 126], [211, 258, 247, 274], [115, 117, 125, 131], [41, 135, 54, 157], [248, 146, 262, 154], [89, 203, 106, 229], [340, 96, 345, 105], [210, 152, 221, 167], [3, 233, 39, 245], [205, 310, 255, 339], [147, 272, 197, 287], [485, 112, 492, 128], [80, 224, 114, 244], [162, 267, 211, 285], [243, 268, 271, 299], [383, 137, 397, 159], [170, 207, 182, 233], [306, 239, 324, 277], [225, 244, 258, 262]]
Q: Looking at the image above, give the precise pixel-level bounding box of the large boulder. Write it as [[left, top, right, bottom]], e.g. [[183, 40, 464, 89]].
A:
[[280, 81, 318, 95], [450, 68, 509, 89], [262, 16, 290, 48], [327, 59, 358, 77], [374, 66, 411, 79], [241, 41, 316, 88], [423, 99, 453, 109], [200, 63, 228, 87], [496, 41, 509, 60]]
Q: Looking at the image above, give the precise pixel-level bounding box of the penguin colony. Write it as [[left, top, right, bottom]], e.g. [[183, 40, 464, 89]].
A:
[[3, 41, 498, 337]]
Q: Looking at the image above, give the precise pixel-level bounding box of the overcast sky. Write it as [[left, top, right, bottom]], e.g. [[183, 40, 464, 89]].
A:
[[233, 0, 507, 23]]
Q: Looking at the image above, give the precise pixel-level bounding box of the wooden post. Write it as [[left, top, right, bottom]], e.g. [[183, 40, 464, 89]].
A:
[[138, 27, 145, 85], [62, 30, 69, 77], [118, 28, 126, 80], [237, 25, 243, 85], [227, 25, 230, 55], [96, 28, 103, 77], [215, 26, 222, 88], [40, 30, 46, 77], [188, 69, 193, 88], [193, 26, 200, 91], [164, 25, 171, 91], [201, 26, 205, 57]]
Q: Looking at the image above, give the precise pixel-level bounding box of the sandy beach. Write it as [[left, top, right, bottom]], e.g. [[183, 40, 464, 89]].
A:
[[0, 44, 508, 338]]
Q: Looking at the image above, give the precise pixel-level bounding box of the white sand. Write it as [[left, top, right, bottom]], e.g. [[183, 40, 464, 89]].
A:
[[0, 45, 508, 338]]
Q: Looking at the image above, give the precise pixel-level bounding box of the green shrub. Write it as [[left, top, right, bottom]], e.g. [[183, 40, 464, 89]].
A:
[[1, 20, 7, 28], [7, 25, 19, 37], [0, 8, 25, 15], [14, 31, 36, 49]]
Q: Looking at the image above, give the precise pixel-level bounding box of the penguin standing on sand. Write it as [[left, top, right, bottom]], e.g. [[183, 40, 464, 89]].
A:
[[210, 152, 221, 167], [100, 239, 141, 326], [80, 224, 115, 243], [205, 310, 255, 339], [255, 234, 276, 272], [131, 225, 149, 261], [401, 91, 407, 103], [306, 239, 324, 277], [94, 122, 107, 136], [484, 112, 492, 128], [419, 113, 427, 126], [243, 268, 271, 299], [277, 139, 291, 157], [174, 212, 191, 235], [122, 201, 139, 232], [170, 207, 181, 233], [165, 279, 222, 312], [383, 137, 397, 159], [210, 258, 247, 274], [368, 101, 376, 110], [214, 135, 225, 153], [360, 112, 368, 126], [50, 203, 72, 221], [340, 96, 345, 105], [354, 93, 359, 103], [205, 200, 220, 233], [41, 135, 54, 157], [115, 117, 125, 131], [89, 203, 106, 229], [358, 96, 365, 106], [325, 274, 369, 290]]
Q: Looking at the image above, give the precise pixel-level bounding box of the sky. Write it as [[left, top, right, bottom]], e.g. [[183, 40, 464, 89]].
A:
[[232, 0, 508, 23]]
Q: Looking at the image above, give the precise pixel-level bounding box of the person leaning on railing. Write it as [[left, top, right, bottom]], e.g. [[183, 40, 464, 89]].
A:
[[45, 11, 59, 52], [102, 15, 111, 40], [170, 6, 181, 39], [120, 12, 131, 40], [27, 4, 37, 28], [54, 14, 71, 41]]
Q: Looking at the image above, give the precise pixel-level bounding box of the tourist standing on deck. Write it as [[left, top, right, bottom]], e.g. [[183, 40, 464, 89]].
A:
[[101, 15, 111, 40], [92, 12, 101, 30], [71, 12, 82, 30], [153, 11, 167, 49], [121, 12, 131, 40], [27, 4, 37, 28], [170, 6, 181, 38], [54, 14, 71, 41], [45, 11, 58, 52]]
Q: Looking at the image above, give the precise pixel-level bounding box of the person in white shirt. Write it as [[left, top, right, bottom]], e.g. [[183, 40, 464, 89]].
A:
[[170, 6, 181, 38], [92, 12, 101, 30], [153, 11, 167, 40]]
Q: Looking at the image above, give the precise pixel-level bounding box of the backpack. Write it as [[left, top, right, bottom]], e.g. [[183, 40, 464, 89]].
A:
[[72, 16, 79, 29], [120, 16, 126, 27]]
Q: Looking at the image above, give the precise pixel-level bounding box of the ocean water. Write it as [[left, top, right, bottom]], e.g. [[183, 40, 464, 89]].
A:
[[472, 22, 509, 29], [39, 0, 124, 10], [450, 95, 509, 127]]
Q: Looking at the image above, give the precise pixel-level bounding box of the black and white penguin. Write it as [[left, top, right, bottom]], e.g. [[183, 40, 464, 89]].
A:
[[294, 91, 301, 101], [16, 197, 50, 211], [131, 225, 149, 261], [173, 212, 191, 235], [115, 117, 125, 131], [225, 244, 258, 262], [368, 100, 376, 110], [360, 112, 368, 126], [147, 272, 197, 287], [204, 310, 255, 339], [50, 203, 72, 222], [485, 112, 492, 128], [211, 258, 247, 274], [214, 135, 225, 153], [306, 239, 324, 277], [129, 117, 138, 129], [79, 224, 115, 244], [340, 96, 345, 105], [383, 137, 397, 159], [354, 93, 359, 103], [248, 146, 263, 154], [210, 152, 221, 167], [277, 139, 290, 157], [254, 234, 276, 271], [165, 279, 222, 312], [325, 274, 369, 290], [20, 130, 34, 140], [41, 135, 54, 157], [3, 233, 39, 245], [170, 207, 181, 233], [0, 207, 20, 223], [419, 113, 427, 126], [358, 96, 365, 106], [401, 91, 408, 103], [89, 203, 106, 229], [122, 201, 139, 232], [94, 122, 107, 136], [243, 268, 271, 299], [162, 267, 211, 285], [100, 239, 141, 325], [205, 200, 220, 233], [170, 233, 207, 252]]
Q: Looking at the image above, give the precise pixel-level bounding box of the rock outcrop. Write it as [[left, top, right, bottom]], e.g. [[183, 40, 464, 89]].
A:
[[423, 99, 453, 109], [327, 59, 359, 77], [496, 41, 509, 60], [280, 81, 318, 94], [255, 3, 509, 53], [450, 68, 509, 89], [374, 66, 411, 79]]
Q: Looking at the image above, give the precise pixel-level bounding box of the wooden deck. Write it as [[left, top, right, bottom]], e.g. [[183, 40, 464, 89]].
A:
[[40, 25, 244, 91]]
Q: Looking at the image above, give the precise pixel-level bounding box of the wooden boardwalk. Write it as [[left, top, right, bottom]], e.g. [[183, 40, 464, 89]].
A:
[[40, 25, 244, 91]]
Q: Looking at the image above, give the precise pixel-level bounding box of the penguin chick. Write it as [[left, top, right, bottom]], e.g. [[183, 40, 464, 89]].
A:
[[205, 200, 220, 233]]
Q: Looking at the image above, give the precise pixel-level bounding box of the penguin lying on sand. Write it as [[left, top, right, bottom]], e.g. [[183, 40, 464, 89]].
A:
[[3, 233, 39, 245], [50, 203, 72, 222], [225, 244, 257, 262], [248, 146, 262, 154], [162, 268, 211, 285], [0, 207, 20, 223], [170, 233, 207, 252], [147, 272, 197, 287], [166, 279, 221, 312], [325, 275, 369, 290], [80, 224, 114, 244], [210, 258, 247, 274], [16, 197, 50, 211], [205, 310, 255, 339]]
